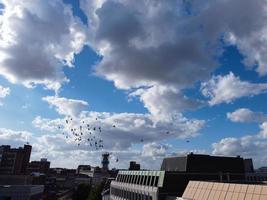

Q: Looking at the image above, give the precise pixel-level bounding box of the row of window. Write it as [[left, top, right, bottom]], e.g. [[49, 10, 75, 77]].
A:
[[246, 176, 267, 181], [111, 187, 152, 200], [116, 174, 159, 187]]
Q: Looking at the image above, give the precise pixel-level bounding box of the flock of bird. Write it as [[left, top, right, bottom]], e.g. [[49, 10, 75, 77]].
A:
[[58, 118, 190, 149], [56, 117, 190, 163], [57, 117, 114, 150]]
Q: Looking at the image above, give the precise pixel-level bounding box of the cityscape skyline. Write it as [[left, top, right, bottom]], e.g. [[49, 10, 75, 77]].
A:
[[0, 0, 267, 170]]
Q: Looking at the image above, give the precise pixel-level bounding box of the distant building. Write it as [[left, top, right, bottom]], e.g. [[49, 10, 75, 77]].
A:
[[0, 145, 32, 175], [0, 185, 44, 200], [178, 181, 267, 200], [256, 167, 267, 173], [79, 166, 110, 185], [128, 161, 140, 170], [77, 165, 91, 174], [244, 158, 254, 173], [102, 153, 110, 172], [27, 158, 50, 175]]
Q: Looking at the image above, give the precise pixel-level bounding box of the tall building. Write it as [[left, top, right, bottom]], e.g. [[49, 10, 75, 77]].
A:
[[27, 158, 50, 175], [0, 145, 32, 175]]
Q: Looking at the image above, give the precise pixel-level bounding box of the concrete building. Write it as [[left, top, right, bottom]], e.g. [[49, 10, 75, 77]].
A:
[[0, 145, 32, 175], [27, 158, 50, 175], [110, 154, 248, 200], [161, 153, 245, 174], [0, 185, 44, 200], [178, 181, 267, 200], [80, 166, 110, 185]]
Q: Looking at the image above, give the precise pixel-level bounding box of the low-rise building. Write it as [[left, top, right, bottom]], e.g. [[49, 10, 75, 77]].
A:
[[27, 158, 50, 175], [0, 185, 44, 200]]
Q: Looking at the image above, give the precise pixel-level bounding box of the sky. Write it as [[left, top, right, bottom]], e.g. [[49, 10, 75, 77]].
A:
[[0, 0, 267, 169]]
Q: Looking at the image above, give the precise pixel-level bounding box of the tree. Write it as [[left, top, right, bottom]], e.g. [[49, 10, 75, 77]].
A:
[[87, 182, 105, 200], [72, 183, 91, 200]]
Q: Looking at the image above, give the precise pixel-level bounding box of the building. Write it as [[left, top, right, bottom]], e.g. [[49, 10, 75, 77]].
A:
[[27, 158, 50, 175], [79, 166, 110, 185], [77, 165, 91, 174], [129, 161, 140, 170], [161, 153, 245, 174], [110, 154, 247, 199], [178, 181, 267, 200], [244, 158, 254, 173], [0, 185, 44, 200], [102, 153, 110, 172], [256, 167, 267, 173], [101, 177, 116, 200], [0, 145, 32, 175]]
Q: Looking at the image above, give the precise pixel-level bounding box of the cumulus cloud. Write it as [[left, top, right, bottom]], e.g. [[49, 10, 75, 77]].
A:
[[0, 127, 203, 169], [201, 72, 267, 105], [212, 117, 267, 167], [42, 96, 88, 117], [0, 0, 87, 91], [79, 0, 267, 111], [0, 85, 10, 105], [32, 111, 205, 150], [227, 108, 267, 123], [141, 142, 171, 158], [259, 122, 267, 139], [212, 135, 267, 167], [129, 85, 202, 121], [82, 0, 217, 90]]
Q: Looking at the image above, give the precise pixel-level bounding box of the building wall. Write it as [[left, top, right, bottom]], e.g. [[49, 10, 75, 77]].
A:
[[0, 145, 32, 175], [110, 171, 165, 200]]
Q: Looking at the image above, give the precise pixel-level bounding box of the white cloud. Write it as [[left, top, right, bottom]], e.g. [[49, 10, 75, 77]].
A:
[[212, 135, 267, 167], [227, 108, 267, 123], [32, 111, 205, 151], [0, 85, 10, 105], [0, 0, 87, 92], [0, 127, 204, 169], [141, 142, 171, 158], [259, 122, 267, 139], [212, 118, 267, 167], [0, 85, 10, 98], [42, 96, 88, 117], [201, 72, 267, 105], [129, 85, 202, 121]]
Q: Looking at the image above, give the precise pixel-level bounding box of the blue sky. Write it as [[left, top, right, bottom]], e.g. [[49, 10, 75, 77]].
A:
[[0, 0, 267, 169]]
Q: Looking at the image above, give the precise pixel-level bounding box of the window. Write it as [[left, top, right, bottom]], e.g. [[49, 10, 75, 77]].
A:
[[147, 176, 151, 186], [144, 176, 147, 185], [155, 176, 159, 186], [151, 176, 155, 186]]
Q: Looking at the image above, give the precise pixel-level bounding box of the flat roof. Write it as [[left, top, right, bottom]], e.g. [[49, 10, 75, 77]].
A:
[[181, 181, 267, 200]]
